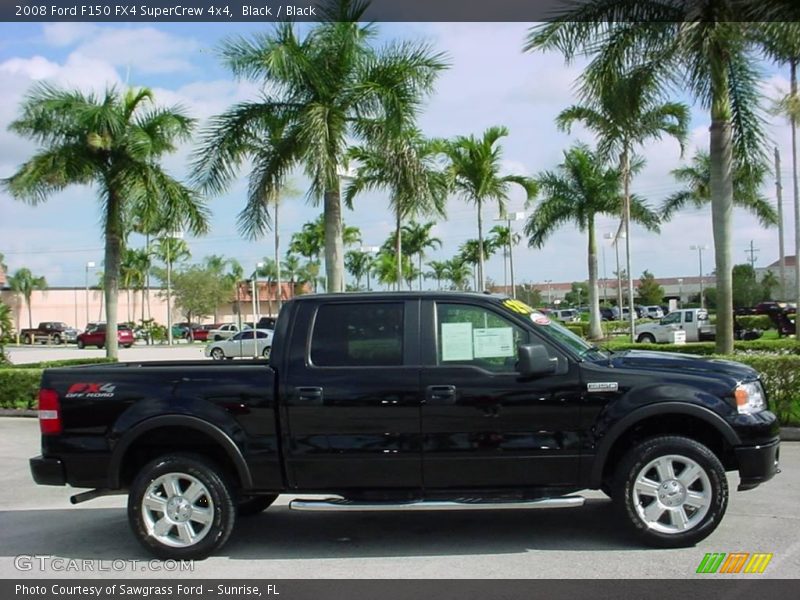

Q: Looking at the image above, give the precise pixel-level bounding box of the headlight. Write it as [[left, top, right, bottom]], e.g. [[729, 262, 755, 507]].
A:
[[735, 381, 766, 414]]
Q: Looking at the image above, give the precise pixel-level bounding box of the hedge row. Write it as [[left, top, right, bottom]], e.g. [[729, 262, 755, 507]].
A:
[[0, 369, 41, 410], [605, 339, 800, 355], [3, 357, 118, 369]]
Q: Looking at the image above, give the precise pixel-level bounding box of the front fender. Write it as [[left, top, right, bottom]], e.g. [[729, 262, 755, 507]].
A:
[[588, 400, 741, 488]]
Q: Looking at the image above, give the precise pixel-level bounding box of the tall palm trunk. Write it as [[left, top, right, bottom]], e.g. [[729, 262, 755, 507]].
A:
[[418, 254, 424, 291], [395, 208, 403, 291], [324, 189, 344, 293], [587, 216, 603, 340], [791, 60, 800, 337], [710, 73, 735, 354], [275, 197, 282, 313], [26, 295, 32, 330], [622, 148, 636, 342], [476, 199, 485, 291], [145, 234, 152, 321], [104, 190, 122, 359]]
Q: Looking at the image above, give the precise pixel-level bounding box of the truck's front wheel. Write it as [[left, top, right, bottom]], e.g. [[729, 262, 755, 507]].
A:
[[613, 436, 727, 548], [128, 454, 236, 560], [636, 333, 656, 344]]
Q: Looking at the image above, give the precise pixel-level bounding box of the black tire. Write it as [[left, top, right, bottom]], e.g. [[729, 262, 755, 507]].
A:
[[210, 348, 225, 361], [612, 436, 727, 548], [128, 454, 236, 560], [77, 339, 85, 349], [637, 333, 656, 344], [237, 494, 278, 517], [262, 346, 271, 359], [53, 334, 62, 345], [123, 344, 133, 349], [23, 334, 33, 345]]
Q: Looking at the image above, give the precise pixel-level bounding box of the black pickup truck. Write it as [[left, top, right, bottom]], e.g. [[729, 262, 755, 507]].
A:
[[30, 292, 780, 559]]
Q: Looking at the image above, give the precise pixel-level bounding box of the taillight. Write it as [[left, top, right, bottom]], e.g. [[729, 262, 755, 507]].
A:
[[38, 389, 62, 435]]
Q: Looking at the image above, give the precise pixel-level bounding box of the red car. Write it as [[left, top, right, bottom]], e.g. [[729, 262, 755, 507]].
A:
[[77, 324, 135, 349], [188, 324, 214, 342]]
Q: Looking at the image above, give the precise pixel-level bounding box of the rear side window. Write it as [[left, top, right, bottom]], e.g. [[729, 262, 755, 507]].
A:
[[310, 303, 404, 367]]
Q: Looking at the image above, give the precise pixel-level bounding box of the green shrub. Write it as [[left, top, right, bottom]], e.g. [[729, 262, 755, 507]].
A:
[[605, 339, 800, 356], [0, 369, 41, 410], [735, 315, 772, 331], [567, 324, 584, 337], [727, 355, 800, 426]]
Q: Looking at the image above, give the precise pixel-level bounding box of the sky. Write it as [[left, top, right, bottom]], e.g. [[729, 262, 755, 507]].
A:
[[0, 20, 795, 289]]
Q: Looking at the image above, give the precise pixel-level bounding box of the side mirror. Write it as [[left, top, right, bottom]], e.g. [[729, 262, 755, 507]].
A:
[[517, 344, 558, 378]]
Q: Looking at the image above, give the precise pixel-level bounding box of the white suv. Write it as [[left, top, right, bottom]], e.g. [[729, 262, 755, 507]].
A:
[[208, 322, 251, 341]]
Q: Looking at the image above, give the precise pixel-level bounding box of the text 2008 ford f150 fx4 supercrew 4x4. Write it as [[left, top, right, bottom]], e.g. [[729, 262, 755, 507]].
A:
[[29, 293, 780, 559]]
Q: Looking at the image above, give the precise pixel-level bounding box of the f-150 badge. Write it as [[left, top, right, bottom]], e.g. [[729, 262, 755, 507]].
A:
[[587, 382, 618, 392]]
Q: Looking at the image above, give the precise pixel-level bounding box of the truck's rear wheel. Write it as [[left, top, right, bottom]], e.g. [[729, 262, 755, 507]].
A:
[[128, 454, 236, 560], [612, 436, 727, 548], [637, 333, 656, 344], [238, 494, 278, 517], [23, 334, 33, 345]]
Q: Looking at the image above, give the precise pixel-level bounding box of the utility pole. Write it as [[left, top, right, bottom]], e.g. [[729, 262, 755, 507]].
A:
[[745, 240, 759, 269], [775, 147, 786, 298]]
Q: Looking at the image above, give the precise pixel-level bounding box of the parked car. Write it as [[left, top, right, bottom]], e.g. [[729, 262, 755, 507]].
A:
[[208, 322, 250, 341], [550, 309, 580, 323], [611, 306, 637, 321], [20, 322, 79, 345], [30, 292, 780, 559], [599, 307, 615, 321], [643, 305, 664, 319], [76, 323, 135, 349], [635, 309, 715, 343], [188, 324, 213, 342], [204, 328, 274, 360]]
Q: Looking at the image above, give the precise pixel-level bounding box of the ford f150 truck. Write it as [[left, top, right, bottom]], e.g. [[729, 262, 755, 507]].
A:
[[29, 293, 780, 559]]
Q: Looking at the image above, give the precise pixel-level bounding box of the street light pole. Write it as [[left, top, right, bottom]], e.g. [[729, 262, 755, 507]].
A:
[[85, 261, 96, 327], [164, 231, 183, 347], [690, 244, 709, 308], [495, 212, 525, 299], [677, 278, 683, 309], [359, 246, 380, 292]]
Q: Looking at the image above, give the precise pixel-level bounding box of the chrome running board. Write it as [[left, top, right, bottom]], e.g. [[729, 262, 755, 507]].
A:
[[289, 496, 585, 512]]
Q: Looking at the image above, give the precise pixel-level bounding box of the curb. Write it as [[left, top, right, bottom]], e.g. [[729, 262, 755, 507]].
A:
[[1, 409, 798, 440]]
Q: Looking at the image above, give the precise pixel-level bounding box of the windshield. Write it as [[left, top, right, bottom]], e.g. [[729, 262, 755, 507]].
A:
[[499, 298, 606, 359]]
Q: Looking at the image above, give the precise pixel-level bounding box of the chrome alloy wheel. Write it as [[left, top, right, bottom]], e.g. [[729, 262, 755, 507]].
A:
[[141, 473, 215, 548], [631, 454, 712, 534]]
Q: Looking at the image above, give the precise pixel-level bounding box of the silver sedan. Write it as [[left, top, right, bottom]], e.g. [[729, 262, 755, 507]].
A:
[[204, 329, 273, 360]]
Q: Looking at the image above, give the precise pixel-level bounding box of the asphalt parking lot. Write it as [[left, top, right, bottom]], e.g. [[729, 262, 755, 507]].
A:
[[0, 417, 797, 579]]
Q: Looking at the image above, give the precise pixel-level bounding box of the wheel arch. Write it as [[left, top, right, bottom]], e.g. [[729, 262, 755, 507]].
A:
[[109, 415, 253, 491], [590, 403, 741, 488]]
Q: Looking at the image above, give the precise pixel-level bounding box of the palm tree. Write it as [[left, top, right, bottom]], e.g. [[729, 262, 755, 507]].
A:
[[282, 253, 302, 297], [550, 67, 689, 340], [8, 268, 47, 330], [489, 224, 521, 293], [525, 2, 767, 353], [345, 250, 373, 290], [444, 257, 472, 291], [760, 22, 800, 334], [194, 0, 446, 293], [662, 151, 777, 226], [425, 260, 449, 291], [524, 145, 660, 340], [289, 214, 361, 275], [2, 85, 208, 358], [345, 128, 448, 286], [371, 251, 410, 291], [459, 239, 495, 291], [120, 248, 147, 323], [402, 221, 443, 290], [445, 126, 537, 292]]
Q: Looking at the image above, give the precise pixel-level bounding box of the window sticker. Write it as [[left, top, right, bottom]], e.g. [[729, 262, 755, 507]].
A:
[[441, 322, 474, 361], [473, 327, 515, 358], [531, 313, 551, 325]]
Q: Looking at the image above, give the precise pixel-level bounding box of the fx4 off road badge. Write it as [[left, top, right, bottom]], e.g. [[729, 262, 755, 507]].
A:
[[587, 382, 618, 393], [65, 383, 117, 398]]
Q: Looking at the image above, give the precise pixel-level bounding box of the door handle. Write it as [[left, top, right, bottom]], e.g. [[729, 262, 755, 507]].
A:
[[297, 386, 323, 402], [426, 385, 457, 403]]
